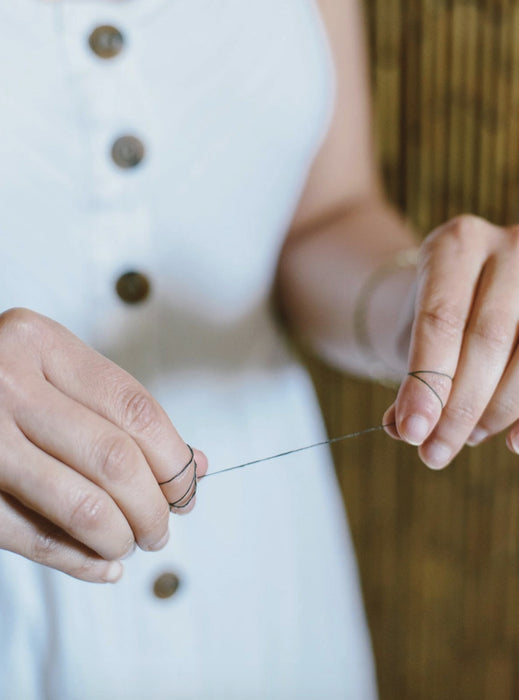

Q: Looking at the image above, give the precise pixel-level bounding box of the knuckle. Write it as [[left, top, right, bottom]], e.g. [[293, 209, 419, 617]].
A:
[[0, 307, 43, 341], [443, 401, 480, 428], [426, 215, 485, 255], [419, 226, 487, 305], [30, 527, 62, 564], [68, 491, 107, 533], [138, 502, 170, 541], [470, 314, 512, 352], [447, 214, 484, 238], [487, 393, 516, 423], [119, 388, 162, 436], [417, 301, 465, 341], [93, 434, 139, 484]]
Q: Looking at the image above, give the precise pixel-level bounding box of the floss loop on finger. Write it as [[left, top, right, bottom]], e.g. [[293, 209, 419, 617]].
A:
[[168, 461, 198, 511], [407, 370, 453, 409], [159, 444, 195, 486]]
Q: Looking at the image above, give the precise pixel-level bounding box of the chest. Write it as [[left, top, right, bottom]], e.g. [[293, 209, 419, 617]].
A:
[[0, 0, 332, 339]]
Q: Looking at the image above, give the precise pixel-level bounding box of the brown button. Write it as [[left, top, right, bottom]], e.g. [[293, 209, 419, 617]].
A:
[[88, 26, 124, 59], [111, 135, 145, 169], [116, 271, 150, 304], [153, 572, 181, 600]]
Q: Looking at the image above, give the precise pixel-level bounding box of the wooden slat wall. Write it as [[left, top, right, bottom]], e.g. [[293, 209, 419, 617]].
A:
[[310, 2, 519, 698]]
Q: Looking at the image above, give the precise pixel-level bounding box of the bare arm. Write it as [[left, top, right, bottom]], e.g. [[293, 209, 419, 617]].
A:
[[276, 0, 418, 381], [279, 0, 519, 473]]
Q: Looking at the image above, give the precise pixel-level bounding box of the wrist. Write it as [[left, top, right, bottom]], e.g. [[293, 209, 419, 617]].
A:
[[353, 248, 418, 384]]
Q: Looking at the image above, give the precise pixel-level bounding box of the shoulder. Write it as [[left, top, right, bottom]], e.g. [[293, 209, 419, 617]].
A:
[[289, 0, 379, 235]]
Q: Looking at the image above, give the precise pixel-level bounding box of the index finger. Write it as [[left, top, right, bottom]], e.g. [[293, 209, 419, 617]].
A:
[[393, 216, 494, 445], [36, 316, 208, 501]]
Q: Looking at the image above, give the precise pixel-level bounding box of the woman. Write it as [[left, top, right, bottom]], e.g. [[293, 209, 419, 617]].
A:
[[1, 1, 518, 698]]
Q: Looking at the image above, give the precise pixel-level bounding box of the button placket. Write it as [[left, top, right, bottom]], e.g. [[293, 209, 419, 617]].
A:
[[59, 5, 159, 309]]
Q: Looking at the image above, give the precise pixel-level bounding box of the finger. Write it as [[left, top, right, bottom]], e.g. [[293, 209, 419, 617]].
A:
[[0, 425, 135, 561], [419, 249, 519, 468], [381, 403, 403, 441], [467, 343, 519, 448], [14, 381, 170, 550], [0, 492, 123, 583], [37, 317, 207, 502], [395, 216, 496, 446], [159, 447, 208, 515], [506, 420, 519, 455]]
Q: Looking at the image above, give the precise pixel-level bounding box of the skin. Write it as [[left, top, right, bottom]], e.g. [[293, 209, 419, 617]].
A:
[[0, 309, 207, 582], [278, 0, 420, 381], [279, 0, 519, 473], [5, 0, 518, 581]]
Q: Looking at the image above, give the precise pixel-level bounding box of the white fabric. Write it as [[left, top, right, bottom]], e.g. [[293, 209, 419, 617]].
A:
[[0, 1, 378, 698]]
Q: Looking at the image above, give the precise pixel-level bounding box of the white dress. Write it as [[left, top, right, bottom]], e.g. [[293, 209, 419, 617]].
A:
[[0, 1, 378, 698]]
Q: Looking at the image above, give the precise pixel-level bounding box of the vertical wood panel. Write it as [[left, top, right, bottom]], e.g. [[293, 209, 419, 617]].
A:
[[310, 2, 519, 698]]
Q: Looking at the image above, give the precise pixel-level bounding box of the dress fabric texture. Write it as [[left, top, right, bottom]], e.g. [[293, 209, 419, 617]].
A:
[[0, 1, 378, 698]]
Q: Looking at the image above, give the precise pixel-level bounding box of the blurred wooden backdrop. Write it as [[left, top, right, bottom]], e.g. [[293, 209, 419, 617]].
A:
[[310, 1, 519, 698]]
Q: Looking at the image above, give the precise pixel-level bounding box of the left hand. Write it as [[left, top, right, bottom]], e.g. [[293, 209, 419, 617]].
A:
[[383, 214, 519, 469]]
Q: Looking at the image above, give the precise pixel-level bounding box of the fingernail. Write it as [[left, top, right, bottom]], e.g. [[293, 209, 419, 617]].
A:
[[467, 428, 488, 447], [421, 440, 452, 470], [401, 414, 429, 445], [508, 434, 519, 454], [382, 404, 394, 422], [383, 423, 401, 440], [148, 530, 170, 552], [121, 541, 136, 560], [104, 561, 123, 583]]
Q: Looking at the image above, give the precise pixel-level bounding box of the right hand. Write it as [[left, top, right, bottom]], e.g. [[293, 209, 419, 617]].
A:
[[0, 308, 207, 583]]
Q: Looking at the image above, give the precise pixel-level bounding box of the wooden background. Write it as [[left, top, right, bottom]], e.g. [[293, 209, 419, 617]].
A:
[[310, 1, 519, 698]]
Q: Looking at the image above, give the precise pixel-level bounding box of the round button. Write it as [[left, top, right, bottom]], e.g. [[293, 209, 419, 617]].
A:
[[88, 26, 124, 59], [116, 271, 151, 304], [111, 135, 145, 169], [153, 572, 181, 600]]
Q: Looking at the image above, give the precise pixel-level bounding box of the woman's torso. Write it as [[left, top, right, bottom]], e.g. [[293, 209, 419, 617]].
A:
[[0, 2, 377, 698]]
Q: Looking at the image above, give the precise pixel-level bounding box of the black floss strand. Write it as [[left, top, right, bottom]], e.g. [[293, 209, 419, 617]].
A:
[[199, 369, 452, 481], [159, 444, 198, 510], [200, 423, 394, 479], [407, 370, 453, 409]]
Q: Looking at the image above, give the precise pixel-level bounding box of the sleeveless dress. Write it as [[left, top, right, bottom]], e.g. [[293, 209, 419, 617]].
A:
[[0, 1, 378, 698]]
